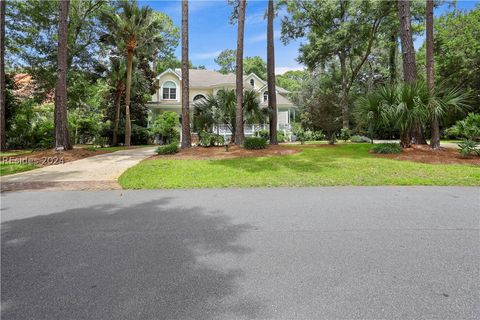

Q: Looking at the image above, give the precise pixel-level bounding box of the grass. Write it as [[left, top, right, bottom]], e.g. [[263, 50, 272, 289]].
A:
[[84, 145, 153, 152], [0, 150, 32, 157], [0, 163, 38, 176], [119, 144, 480, 189]]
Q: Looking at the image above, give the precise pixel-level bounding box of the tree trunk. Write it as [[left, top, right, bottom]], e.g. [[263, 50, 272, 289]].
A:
[[398, 0, 426, 144], [0, 0, 6, 151], [112, 87, 122, 146], [426, 0, 439, 149], [397, 0, 417, 84], [339, 52, 349, 128], [267, 0, 277, 145], [389, 30, 398, 84], [54, 0, 71, 150], [181, 0, 191, 148], [124, 48, 133, 146], [235, 0, 246, 145]]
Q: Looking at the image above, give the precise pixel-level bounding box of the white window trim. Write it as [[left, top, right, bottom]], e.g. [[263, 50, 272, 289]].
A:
[[161, 80, 179, 101]]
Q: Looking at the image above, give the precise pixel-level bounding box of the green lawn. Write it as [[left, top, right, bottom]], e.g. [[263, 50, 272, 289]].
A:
[[119, 144, 480, 189], [0, 163, 38, 176]]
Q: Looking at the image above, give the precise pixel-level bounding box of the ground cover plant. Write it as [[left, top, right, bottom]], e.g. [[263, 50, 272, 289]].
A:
[[119, 144, 479, 189]]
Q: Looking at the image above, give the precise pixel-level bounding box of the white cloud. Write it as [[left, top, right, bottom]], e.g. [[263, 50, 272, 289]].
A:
[[246, 12, 266, 25], [191, 50, 222, 60], [275, 66, 304, 75]]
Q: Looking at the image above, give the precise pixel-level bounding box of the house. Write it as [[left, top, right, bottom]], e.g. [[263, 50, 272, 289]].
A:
[[148, 68, 297, 137]]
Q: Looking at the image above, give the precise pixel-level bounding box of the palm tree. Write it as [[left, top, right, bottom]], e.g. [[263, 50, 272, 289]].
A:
[[54, 0, 71, 150], [181, 0, 191, 148], [425, 0, 439, 148], [109, 58, 126, 146], [398, 0, 426, 144], [0, 0, 6, 151], [267, 0, 277, 145], [235, 0, 246, 145], [194, 89, 263, 140], [101, 1, 164, 146]]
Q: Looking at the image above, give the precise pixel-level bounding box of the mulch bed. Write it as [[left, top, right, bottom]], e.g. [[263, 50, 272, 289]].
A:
[[373, 145, 480, 166], [150, 144, 300, 160]]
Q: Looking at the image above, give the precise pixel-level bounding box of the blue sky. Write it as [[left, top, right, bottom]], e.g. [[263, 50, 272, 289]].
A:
[[140, 0, 478, 74]]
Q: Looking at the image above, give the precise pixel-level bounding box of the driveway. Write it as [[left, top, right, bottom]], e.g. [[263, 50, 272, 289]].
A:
[[0, 147, 156, 191], [1, 187, 479, 319]]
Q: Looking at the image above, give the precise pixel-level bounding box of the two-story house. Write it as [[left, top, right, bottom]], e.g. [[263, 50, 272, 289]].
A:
[[148, 68, 297, 137]]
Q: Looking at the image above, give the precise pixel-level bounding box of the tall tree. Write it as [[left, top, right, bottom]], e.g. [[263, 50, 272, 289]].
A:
[[281, 0, 390, 129], [398, 0, 426, 144], [181, 0, 191, 148], [215, 49, 236, 74], [101, 0, 165, 146], [109, 58, 126, 146], [54, 0, 72, 150], [0, 0, 6, 151], [234, 0, 246, 145], [267, 0, 277, 144], [426, 0, 439, 149]]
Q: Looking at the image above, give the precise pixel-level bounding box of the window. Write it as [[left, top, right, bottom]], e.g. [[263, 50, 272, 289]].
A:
[[263, 91, 268, 102], [250, 79, 254, 86], [162, 81, 177, 100], [193, 94, 206, 101]]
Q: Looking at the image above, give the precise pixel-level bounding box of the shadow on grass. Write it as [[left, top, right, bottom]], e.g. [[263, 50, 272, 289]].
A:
[[1, 198, 264, 319], [210, 144, 375, 174]]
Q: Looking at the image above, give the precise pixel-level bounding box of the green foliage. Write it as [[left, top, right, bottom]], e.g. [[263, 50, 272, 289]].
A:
[[275, 70, 306, 93], [151, 112, 179, 144], [156, 143, 179, 155], [255, 130, 270, 140], [340, 128, 351, 142], [198, 131, 225, 147], [277, 131, 286, 143], [457, 140, 480, 157], [304, 130, 325, 141], [445, 113, 480, 140], [372, 143, 402, 154], [244, 137, 267, 150], [350, 135, 371, 143], [215, 49, 236, 74], [130, 125, 152, 145], [244, 56, 267, 79]]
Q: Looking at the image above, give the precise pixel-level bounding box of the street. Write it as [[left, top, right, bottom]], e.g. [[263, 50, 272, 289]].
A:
[[1, 187, 479, 319]]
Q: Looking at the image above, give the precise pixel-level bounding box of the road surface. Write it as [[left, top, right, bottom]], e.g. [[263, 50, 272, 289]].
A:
[[1, 187, 479, 319]]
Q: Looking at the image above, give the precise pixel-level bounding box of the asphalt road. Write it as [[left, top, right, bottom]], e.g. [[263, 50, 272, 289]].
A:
[[1, 187, 479, 319]]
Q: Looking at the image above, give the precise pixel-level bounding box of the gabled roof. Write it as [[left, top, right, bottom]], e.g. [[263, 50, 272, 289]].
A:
[[156, 68, 182, 80]]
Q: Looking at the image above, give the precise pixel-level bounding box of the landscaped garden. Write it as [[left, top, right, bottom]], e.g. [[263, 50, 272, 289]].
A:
[[119, 144, 480, 189]]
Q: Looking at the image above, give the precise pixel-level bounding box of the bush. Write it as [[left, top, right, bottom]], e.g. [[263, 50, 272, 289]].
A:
[[156, 143, 179, 155], [198, 131, 225, 147], [244, 137, 267, 150], [151, 112, 180, 144], [131, 125, 152, 145], [372, 143, 402, 154], [457, 139, 480, 157], [277, 131, 286, 142], [350, 135, 371, 143], [445, 113, 480, 140], [254, 129, 270, 140], [340, 128, 351, 142]]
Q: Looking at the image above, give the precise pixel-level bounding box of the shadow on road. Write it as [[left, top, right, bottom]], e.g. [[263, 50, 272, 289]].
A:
[[1, 198, 264, 319]]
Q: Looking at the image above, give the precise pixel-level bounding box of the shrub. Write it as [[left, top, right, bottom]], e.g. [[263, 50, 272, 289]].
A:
[[445, 113, 480, 140], [350, 135, 371, 143], [340, 128, 351, 142], [156, 143, 179, 155], [244, 137, 267, 150], [131, 125, 152, 145], [198, 131, 224, 147], [372, 143, 402, 154], [277, 131, 286, 142], [151, 112, 180, 144], [255, 129, 270, 140], [457, 139, 480, 157]]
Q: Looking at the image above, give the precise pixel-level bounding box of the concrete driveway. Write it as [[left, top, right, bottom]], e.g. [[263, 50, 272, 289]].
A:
[[0, 147, 156, 191], [1, 187, 478, 319]]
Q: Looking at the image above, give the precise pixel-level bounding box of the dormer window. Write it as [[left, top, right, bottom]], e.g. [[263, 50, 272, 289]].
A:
[[263, 91, 268, 102], [250, 79, 254, 86], [162, 81, 177, 100]]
